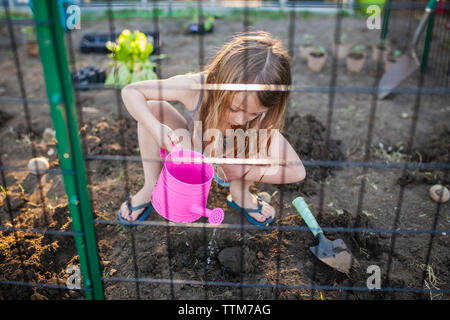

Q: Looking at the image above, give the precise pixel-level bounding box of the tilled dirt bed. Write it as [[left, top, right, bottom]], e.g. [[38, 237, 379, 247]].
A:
[[0, 13, 449, 300]]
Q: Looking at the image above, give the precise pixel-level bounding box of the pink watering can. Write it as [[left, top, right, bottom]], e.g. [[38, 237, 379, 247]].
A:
[[151, 144, 224, 225]]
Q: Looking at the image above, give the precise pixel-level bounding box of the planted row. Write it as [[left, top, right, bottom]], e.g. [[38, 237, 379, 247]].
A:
[[300, 34, 401, 73]]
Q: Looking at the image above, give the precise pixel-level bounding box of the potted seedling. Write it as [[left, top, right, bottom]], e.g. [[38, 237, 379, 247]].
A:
[[346, 44, 366, 73], [183, 1, 215, 34], [333, 33, 350, 60], [372, 39, 390, 63], [186, 14, 215, 34], [307, 45, 327, 72], [183, 4, 215, 34], [22, 26, 39, 57], [385, 49, 401, 72], [105, 29, 157, 88], [299, 34, 314, 61]]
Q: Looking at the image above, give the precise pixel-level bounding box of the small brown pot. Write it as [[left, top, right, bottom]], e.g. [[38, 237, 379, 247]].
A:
[[372, 43, 390, 62], [299, 44, 314, 60], [346, 52, 366, 73], [26, 40, 39, 57], [307, 51, 327, 72], [333, 42, 351, 60]]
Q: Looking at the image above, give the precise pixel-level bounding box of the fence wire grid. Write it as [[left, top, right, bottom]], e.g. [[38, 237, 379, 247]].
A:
[[0, 0, 449, 300]]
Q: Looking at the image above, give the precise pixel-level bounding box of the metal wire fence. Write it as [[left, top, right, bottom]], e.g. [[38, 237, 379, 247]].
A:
[[0, 0, 449, 300]]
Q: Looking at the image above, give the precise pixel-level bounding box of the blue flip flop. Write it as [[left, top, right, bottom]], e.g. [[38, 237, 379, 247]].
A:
[[226, 194, 276, 226], [213, 164, 231, 187], [214, 172, 231, 187], [118, 195, 153, 226]]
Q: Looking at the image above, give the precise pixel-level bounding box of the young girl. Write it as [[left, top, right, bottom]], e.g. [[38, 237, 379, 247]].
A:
[[118, 30, 306, 226]]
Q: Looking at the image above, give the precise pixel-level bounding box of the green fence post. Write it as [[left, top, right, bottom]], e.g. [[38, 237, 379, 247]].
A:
[[380, 0, 392, 43], [420, 0, 438, 74], [31, 0, 104, 300], [43, 2, 104, 300]]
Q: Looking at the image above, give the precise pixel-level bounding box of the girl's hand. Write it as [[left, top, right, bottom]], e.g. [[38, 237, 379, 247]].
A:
[[152, 123, 181, 153]]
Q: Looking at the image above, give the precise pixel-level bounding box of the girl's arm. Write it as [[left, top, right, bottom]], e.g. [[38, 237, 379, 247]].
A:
[[222, 131, 306, 184], [121, 73, 201, 133], [259, 132, 306, 184]]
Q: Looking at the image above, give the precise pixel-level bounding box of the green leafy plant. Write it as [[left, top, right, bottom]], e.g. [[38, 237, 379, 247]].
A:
[[312, 45, 325, 55], [203, 16, 215, 32], [353, 44, 366, 54], [184, 4, 215, 32], [390, 49, 401, 60], [303, 34, 314, 46], [115, 224, 125, 233], [21, 26, 36, 41], [189, 14, 214, 31], [102, 267, 110, 278], [339, 33, 347, 44], [105, 29, 157, 87]]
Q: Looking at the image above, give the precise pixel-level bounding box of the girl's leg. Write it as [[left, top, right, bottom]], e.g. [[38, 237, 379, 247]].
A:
[[119, 100, 188, 221], [221, 133, 305, 222]]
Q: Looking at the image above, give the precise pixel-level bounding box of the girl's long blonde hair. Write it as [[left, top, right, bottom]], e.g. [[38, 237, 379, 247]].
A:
[[197, 30, 292, 159]]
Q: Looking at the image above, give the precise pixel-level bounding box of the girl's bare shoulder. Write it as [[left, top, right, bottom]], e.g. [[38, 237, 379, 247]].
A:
[[179, 72, 205, 111]]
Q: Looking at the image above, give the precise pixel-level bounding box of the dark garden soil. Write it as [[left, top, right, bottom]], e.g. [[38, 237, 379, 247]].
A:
[[0, 13, 449, 300], [309, 52, 325, 58], [347, 52, 364, 60], [398, 125, 450, 187]]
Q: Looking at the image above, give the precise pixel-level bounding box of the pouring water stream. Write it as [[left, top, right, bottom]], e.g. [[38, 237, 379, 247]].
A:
[[206, 228, 218, 270]]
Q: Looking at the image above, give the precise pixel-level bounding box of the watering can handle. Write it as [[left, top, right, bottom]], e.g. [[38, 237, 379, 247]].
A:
[[292, 197, 323, 237], [159, 142, 182, 160]]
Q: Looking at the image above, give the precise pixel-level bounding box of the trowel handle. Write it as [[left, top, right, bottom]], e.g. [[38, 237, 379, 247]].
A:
[[426, 0, 439, 11], [292, 197, 323, 237], [411, 0, 439, 49]]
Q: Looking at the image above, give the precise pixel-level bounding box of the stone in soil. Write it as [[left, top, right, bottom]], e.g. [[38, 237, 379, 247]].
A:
[[218, 246, 257, 275]]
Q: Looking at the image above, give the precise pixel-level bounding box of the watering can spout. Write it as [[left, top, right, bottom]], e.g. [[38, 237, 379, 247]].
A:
[[190, 204, 224, 225]]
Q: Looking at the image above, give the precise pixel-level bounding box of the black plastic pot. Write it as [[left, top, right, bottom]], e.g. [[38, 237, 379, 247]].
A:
[[97, 70, 106, 83], [87, 70, 97, 83], [72, 66, 107, 91], [80, 31, 160, 55]]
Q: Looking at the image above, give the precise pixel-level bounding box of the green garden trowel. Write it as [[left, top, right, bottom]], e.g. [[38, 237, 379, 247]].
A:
[[292, 197, 358, 274], [378, 0, 439, 99]]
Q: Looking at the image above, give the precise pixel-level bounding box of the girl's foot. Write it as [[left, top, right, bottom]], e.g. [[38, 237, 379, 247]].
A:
[[119, 188, 153, 222], [229, 189, 275, 223]]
